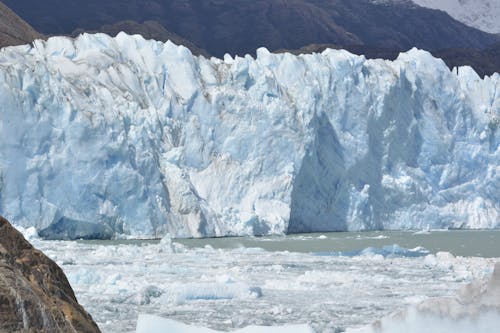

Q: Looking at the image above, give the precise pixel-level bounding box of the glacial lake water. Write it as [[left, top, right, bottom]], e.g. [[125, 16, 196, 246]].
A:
[[83, 229, 500, 258], [27, 230, 500, 332]]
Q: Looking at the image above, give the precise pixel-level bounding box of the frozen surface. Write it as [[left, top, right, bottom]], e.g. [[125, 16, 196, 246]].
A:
[[412, 0, 500, 34], [136, 314, 314, 333], [315, 244, 430, 258], [349, 262, 500, 333], [17, 227, 496, 333], [0, 33, 499, 238]]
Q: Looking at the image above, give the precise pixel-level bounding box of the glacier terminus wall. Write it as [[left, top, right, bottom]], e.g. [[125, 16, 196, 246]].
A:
[[0, 33, 498, 238]]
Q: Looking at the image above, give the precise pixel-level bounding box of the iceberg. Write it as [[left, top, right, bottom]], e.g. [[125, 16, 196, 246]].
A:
[[0, 33, 498, 238]]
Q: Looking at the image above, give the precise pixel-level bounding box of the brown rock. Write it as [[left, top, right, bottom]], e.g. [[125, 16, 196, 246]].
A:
[[0, 216, 101, 333], [0, 1, 42, 49]]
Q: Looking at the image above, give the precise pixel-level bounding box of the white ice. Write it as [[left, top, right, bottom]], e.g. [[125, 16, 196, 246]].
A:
[[349, 262, 500, 333], [136, 314, 314, 333], [0, 33, 498, 238], [14, 224, 495, 333]]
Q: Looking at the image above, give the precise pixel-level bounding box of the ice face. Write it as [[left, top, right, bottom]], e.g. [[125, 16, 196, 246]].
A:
[[0, 33, 498, 238]]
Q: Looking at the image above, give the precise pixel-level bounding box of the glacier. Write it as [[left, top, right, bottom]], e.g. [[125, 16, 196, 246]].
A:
[[0, 32, 498, 238]]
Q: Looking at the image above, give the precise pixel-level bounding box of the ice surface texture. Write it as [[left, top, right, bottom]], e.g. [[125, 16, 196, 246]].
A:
[[0, 33, 498, 238]]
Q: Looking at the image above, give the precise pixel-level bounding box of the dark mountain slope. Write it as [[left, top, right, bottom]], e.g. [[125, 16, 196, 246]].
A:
[[431, 43, 500, 78], [4, 0, 498, 57], [0, 1, 42, 48]]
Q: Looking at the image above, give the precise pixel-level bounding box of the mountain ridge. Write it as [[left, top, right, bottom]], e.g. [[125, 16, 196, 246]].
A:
[[0, 1, 42, 48]]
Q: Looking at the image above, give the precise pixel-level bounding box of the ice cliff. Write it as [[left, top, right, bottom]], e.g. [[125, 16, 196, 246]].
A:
[[0, 33, 498, 238]]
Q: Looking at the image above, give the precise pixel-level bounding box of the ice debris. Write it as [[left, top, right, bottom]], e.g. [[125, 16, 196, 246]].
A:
[[135, 314, 315, 333]]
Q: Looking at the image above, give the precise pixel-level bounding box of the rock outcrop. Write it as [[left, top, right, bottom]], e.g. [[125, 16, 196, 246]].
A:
[[0, 1, 42, 48], [0, 216, 100, 332]]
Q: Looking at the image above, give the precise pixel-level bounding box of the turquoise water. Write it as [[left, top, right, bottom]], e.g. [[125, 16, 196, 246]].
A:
[[174, 230, 500, 257], [81, 230, 500, 258]]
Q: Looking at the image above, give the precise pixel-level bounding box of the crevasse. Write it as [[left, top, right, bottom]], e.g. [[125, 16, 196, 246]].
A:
[[0, 32, 498, 238]]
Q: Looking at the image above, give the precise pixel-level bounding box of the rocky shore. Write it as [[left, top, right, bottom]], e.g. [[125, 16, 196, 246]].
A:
[[0, 216, 100, 332]]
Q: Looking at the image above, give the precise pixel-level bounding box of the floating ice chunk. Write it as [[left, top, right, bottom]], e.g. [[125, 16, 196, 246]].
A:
[[423, 251, 456, 270], [348, 262, 500, 333], [158, 233, 174, 253], [369, 235, 389, 239], [67, 268, 101, 285], [133, 286, 163, 305], [137, 316, 218, 333], [315, 244, 430, 258], [360, 245, 430, 258], [159, 282, 262, 305], [135, 314, 315, 333], [348, 309, 500, 333]]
